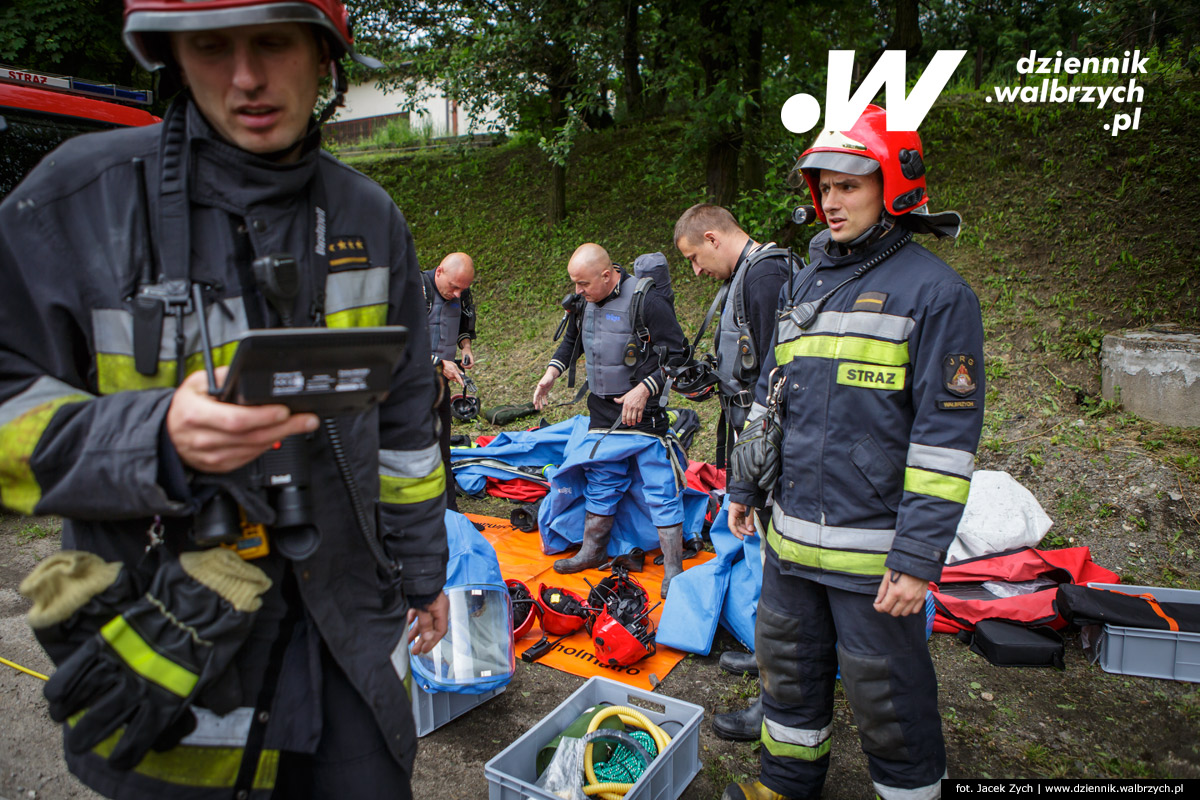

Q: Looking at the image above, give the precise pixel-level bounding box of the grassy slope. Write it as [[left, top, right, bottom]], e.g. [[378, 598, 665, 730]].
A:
[[351, 71, 1200, 581]]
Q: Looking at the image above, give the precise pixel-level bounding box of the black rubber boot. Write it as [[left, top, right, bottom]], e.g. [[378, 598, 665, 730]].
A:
[[711, 695, 763, 742], [718, 650, 759, 677], [553, 512, 613, 573], [721, 780, 791, 800], [656, 524, 684, 598]]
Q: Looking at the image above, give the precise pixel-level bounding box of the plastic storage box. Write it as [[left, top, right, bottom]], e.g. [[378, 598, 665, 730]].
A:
[[485, 676, 703, 800], [1087, 583, 1200, 683], [411, 679, 507, 738]]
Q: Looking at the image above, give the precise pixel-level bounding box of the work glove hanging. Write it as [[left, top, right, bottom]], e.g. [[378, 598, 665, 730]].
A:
[[43, 548, 271, 771], [728, 373, 786, 494], [20, 551, 139, 666]]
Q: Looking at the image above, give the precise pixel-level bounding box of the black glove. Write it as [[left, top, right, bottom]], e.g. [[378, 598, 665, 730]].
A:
[[729, 411, 783, 493], [20, 552, 139, 666], [43, 548, 271, 771]]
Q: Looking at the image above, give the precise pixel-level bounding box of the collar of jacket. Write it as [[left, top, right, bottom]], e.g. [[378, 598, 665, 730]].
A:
[[811, 222, 910, 270], [185, 99, 319, 216]]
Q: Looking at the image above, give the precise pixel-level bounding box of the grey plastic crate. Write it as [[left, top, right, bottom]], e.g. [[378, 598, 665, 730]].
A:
[[1087, 583, 1200, 683], [411, 679, 507, 738], [485, 676, 703, 800]]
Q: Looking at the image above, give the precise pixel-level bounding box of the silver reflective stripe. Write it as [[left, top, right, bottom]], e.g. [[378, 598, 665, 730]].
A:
[[0, 376, 93, 426], [906, 443, 975, 479], [178, 707, 254, 748], [873, 771, 947, 800], [92, 302, 249, 360], [325, 267, 389, 316], [772, 505, 895, 552], [777, 310, 914, 347], [380, 443, 441, 479], [764, 717, 833, 747]]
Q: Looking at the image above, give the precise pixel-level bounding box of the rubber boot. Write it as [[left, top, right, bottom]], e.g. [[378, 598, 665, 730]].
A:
[[718, 650, 759, 677], [721, 781, 792, 800], [656, 524, 684, 598], [711, 694, 763, 742], [553, 512, 613, 573]]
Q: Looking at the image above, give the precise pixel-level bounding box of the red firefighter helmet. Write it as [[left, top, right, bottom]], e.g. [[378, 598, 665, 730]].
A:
[[590, 607, 656, 667], [790, 104, 928, 221], [507, 579, 540, 641], [123, 0, 382, 71], [536, 584, 591, 636]]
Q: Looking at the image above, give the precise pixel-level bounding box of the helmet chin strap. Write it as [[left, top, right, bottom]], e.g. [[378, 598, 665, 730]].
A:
[[317, 58, 347, 126]]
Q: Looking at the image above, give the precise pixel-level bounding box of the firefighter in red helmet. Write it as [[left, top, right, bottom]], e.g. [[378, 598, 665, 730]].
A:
[[3, 2, 449, 798], [723, 105, 983, 800]]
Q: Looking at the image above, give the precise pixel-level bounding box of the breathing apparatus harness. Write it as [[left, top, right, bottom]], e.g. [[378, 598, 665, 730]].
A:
[[128, 97, 400, 580]]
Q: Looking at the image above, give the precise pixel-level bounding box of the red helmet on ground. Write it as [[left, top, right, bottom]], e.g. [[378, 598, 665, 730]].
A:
[[590, 607, 656, 667], [123, 0, 382, 71], [791, 104, 929, 221], [536, 584, 591, 636], [507, 579, 540, 641]]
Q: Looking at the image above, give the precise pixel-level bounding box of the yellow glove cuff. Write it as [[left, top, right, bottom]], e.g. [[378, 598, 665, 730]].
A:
[[20, 551, 123, 629], [179, 549, 272, 613]]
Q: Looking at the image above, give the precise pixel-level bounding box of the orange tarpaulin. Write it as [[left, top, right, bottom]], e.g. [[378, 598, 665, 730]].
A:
[[467, 514, 713, 692]]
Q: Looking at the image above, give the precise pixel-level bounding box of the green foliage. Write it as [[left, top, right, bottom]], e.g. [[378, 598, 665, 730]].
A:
[[0, 0, 144, 87]]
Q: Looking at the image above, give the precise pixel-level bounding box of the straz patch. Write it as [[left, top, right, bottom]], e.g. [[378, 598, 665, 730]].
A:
[[327, 236, 369, 270], [837, 363, 905, 390], [943, 353, 978, 396], [852, 291, 888, 312]]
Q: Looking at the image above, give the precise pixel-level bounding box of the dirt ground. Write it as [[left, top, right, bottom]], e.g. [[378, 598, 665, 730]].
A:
[[3, 402, 1200, 800]]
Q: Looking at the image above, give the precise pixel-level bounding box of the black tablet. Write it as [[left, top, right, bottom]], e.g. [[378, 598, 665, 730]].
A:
[[218, 327, 408, 415]]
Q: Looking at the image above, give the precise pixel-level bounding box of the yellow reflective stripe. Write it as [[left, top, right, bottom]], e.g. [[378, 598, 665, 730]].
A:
[[766, 522, 888, 576], [326, 305, 387, 328], [904, 467, 970, 504], [0, 393, 91, 514], [836, 363, 906, 390], [380, 463, 446, 505], [77, 716, 278, 789], [775, 335, 909, 368], [100, 616, 198, 698], [761, 721, 831, 761], [96, 341, 240, 395]]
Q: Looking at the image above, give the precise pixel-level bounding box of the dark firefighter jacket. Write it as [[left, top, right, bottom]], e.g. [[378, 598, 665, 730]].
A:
[[0, 99, 446, 797], [728, 225, 985, 593]]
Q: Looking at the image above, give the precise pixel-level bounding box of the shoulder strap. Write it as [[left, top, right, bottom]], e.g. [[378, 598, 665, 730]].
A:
[[733, 245, 794, 326], [629, 276, 655, 343]]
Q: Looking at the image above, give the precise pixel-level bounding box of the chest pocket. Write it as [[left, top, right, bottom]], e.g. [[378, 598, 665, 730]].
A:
[[324, 266, 389, 328]]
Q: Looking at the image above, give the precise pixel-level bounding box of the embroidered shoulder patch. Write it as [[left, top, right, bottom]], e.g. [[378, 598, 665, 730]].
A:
[[327, 236, 369, 270], [943, 354, 978, 396], [852, 291, 888, 312]]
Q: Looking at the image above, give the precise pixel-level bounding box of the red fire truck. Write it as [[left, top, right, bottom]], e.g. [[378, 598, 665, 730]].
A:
[[1, 65, 159, 198]]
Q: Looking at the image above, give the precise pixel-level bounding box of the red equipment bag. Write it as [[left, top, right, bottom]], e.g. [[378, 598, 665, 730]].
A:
[[931, 546, 1119, 634]]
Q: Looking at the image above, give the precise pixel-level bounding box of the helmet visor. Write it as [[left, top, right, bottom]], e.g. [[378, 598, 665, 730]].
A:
[[411, 585, 515, 688], [796, 151, 880, 177]]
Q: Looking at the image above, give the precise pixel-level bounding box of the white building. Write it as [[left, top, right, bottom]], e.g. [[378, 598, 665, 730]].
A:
[[326, 80, 504, 144]]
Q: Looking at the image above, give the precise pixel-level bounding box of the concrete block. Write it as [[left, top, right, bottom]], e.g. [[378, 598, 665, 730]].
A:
[[1101, 327, 1200, 428]]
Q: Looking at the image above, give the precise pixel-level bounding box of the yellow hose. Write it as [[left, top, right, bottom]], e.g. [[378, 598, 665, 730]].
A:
[[582, 705, 672, 800], [0, 656, 49, 681]]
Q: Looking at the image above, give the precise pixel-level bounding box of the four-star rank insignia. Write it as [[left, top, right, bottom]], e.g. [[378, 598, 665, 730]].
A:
[[943, 353, 978, 396], [327, 236, 369, 270]]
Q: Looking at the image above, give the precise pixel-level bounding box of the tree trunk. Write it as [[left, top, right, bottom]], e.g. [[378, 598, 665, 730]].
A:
[[699, 0, 740, 206], [623, 1, 644, 118], [743, 22, 765, 194], [889, 0, 922, 56], [548, 86, 569, 223], [550, 163, 568, 224], [974, 42, 983, 90]]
